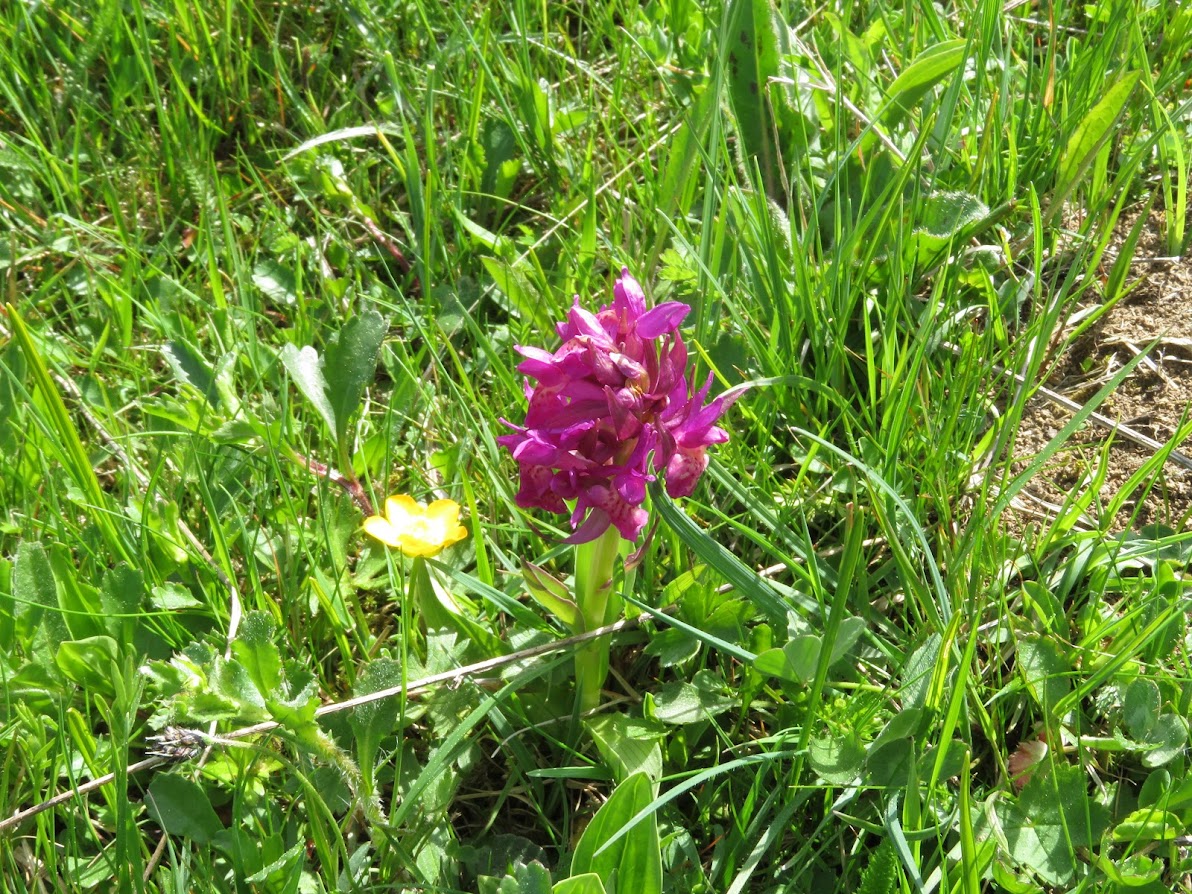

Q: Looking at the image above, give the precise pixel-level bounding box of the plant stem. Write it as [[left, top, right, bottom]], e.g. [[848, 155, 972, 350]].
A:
[[572, 525, 623, 712]]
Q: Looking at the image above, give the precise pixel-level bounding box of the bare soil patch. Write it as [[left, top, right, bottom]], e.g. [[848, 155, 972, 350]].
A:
[[1011, 209, 1192, 534]]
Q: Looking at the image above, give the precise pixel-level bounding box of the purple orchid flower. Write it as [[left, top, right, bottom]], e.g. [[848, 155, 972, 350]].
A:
[[498, 268, 742, 543]]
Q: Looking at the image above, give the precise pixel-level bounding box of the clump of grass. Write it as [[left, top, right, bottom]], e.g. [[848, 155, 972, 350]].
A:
[[2, 0, 1191, 891]]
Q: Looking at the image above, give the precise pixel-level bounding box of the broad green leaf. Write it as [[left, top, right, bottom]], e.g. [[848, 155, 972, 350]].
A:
[[163, 339, 218, 405], [1138, 768, 1172, 809], [55, 636, 118, 696], [552, 875, 607, 894], [585, 714, 664, 788], [243, 841, 305, 885], [905, 191, 992, 269], [809, 731, 865, 785], [150, 582, 202, 611], [997, 763, 1109, 886], [145, 774, 224, 844], [324, 309, 386, 451], [0, 339, 27, 457], [100, 564, 142, 641], [50, 551, 99, 641], [14, 540, 56, 642], [252, 258, 299, 306], [827, 616, 867, 665], [652, 671, 737, 724], [279, 343, 337, 441], [882, 40, 967, 126], [571, 772, 661, 894], [481, 860, 553, 894], [6, 661, 61, 713], [919, 191, 989, 239], [724, 0, 793, 201], [1124, 678, 1161, 741], [1017, 636, 1070, 714], [1051, 72, 1142, 218], [478, 118, 520, 204], [1141, 714, 1187, 768], [754, 635, 819, 684], [900, 635, 940, 711], [866, 738, 913, 788], [479, 257, 552, 332], [1110, 809, 1181, 843], [641, 628, 700, 668]]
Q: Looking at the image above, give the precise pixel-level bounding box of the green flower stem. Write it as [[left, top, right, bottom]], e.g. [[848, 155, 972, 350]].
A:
[[408, 556, 449, 632], [572, 525, 623, 712]]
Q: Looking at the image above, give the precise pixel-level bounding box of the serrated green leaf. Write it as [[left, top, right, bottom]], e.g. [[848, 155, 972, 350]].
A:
[[642, 627, 700, 667], [856, 840, 899, 894], [214, 656, 269, 719], [350, 658, 403, 780], [231, 611, 282, 696], [484, 860, 553, 894]]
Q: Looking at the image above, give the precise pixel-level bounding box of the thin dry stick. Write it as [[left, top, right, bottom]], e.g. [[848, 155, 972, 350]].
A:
[[0, 610, 661, 835]]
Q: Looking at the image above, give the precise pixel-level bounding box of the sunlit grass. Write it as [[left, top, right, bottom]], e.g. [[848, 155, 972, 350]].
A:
[[1, 0, 1191, 891]]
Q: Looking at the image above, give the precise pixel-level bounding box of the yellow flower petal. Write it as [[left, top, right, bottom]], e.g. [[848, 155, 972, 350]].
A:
[[361, 515, 400, 547], [362, 494, 469, 557]]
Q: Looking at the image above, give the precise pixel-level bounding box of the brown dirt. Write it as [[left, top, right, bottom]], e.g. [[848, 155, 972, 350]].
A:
[[1009, 209, 1192, 535]]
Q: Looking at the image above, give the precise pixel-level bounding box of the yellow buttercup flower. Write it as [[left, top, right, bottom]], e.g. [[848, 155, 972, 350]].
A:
[[362, 495, 469, 558]]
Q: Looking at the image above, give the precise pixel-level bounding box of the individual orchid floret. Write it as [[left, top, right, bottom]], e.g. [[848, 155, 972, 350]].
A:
[[498, 267, 741, 542]]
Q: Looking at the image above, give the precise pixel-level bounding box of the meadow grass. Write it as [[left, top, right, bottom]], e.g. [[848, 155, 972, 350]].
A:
[[2, 0, 1192, 891]]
